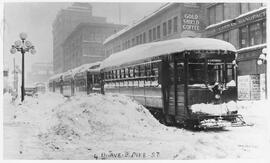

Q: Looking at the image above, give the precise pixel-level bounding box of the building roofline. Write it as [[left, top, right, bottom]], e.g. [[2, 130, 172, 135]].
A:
[[103, 3, 174, 44], [206, 6, 266, 30], [62, 22, 126, 46]]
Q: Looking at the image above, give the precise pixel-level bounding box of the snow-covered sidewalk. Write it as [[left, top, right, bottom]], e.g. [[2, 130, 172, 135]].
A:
[[3, 92, 270, 160]]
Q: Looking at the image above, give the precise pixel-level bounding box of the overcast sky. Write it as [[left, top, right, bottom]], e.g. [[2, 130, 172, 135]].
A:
[[3, 2, 164, 74]]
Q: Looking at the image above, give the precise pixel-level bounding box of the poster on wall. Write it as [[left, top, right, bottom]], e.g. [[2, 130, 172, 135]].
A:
[[237, 75, 251, 100], [250, 74, 260, 100], [260, 73, 266, 99]]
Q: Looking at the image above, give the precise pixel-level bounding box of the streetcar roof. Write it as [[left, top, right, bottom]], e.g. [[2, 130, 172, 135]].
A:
[[48, 62, 101, 81], [100, 38, 237, 69], [63, 61, 101, 78], [49, 73, 63, 81]]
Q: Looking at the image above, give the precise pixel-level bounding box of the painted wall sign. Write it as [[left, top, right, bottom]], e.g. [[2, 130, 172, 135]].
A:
[[207, 8, 266, 36], [182, 13, 200, 31], [180, 5, 204, 35]]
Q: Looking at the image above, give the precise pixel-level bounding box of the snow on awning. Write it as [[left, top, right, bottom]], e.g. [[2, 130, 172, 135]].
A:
[[49, 73, 63, 81], [68, 62, 101, 77], [101, 38, 237, 69], [237, 44, 267, 53]]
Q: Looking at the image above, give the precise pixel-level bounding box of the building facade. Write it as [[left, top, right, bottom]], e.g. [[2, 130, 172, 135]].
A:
[[103, 2, 267, 100], [204, 3, 266, 100], [52, 3, 107, 73], [62, 22, 125, 71], [103, 3, 208, 57], [27, 62, 53, 85]]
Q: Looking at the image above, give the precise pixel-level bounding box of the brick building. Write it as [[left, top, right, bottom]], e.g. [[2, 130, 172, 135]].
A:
[[103, 3, 208, 57], [62, 22, 125, 71], [103, 2, 267, 100], [52, 2, 107, 73], [204, 3, 266, 100]]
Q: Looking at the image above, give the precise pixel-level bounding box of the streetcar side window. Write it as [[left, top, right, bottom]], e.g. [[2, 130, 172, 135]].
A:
[[122, 68, 126, 79], [134, 66, 139, 78], [226, 64, 234, 82], [125, 68, 129, 78], [117, 69, 119, 79], [188, 61, 205, 84], [145, 64, 151, 76], [151, 62, 159, 86], [152, 62, 159, 77], [177, 62, 184, 84], [104, 72, 107, 80], [140, 65, 145, 77], [130, 67, 134, 77], [113, 70, 116, 79]]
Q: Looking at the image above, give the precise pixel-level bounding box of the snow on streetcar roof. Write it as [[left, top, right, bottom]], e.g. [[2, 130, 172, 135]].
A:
[[49, 62, 101, 80], [100, 38, 237, 69], [64, 61, 101, 77]]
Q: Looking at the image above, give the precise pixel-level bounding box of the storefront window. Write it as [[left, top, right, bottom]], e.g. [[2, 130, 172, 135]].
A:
[[215, 4, 224, 23], [223, 32, 229, 42], [143, 32, 146, 43], [249, 3, 263, 11], [215, 34, 223, 40], [163, 22, 167, 36], [240, 3, 249, 14], [209, 6, 215, 25], [157, 25, 161, 39], [249, 23, 262, 46], [239, 26, 248, 48], [173, 16, 178, 32], [153, 27, 156, 40], [230, 29, 239, 49], [132, 38, 135, 46], [168, 19, 172, 34], [262, 21, 266, 43], [149, 29, 152, 42], [136, 35, 139, 45]]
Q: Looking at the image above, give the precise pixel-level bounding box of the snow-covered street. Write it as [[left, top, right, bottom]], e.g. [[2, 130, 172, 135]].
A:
[[3, 92, 270, 160]]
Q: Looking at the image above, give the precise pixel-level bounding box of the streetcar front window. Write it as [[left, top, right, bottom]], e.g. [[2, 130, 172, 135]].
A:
[[188, 59, 235, 86], [207, 62, 235, 86]]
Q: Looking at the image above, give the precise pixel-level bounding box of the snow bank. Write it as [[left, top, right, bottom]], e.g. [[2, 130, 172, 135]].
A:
[[37, 93, 180, 159], [13, 92, 67, 132], [4, 92, 270, 159], [40, 93, 164, 141], [191, 101, 238, 115], [3, 92, 13, 103]]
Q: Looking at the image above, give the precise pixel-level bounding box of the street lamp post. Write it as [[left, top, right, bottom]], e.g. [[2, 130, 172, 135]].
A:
[[257, 48, 267, 99], [10, 33, 36, 102]]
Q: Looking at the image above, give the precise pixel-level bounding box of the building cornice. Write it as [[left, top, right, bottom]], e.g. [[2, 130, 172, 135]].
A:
[[103, 3, 174, 45], [205, 7, 266, 36], [62, 22, 126, 46]]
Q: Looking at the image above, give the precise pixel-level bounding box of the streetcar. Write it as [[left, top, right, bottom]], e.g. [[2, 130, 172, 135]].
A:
[[48, 62, 101, 96], [48, 73, 63, 94], [100, 38, 239, 127], [35, 82, 46, 93]]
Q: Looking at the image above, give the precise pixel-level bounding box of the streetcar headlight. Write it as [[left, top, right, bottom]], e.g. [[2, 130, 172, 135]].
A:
[[215, 94, 220, 99]]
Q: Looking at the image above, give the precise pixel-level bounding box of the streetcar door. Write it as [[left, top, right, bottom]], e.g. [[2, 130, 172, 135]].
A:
[[160, 60, 175, 123]]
